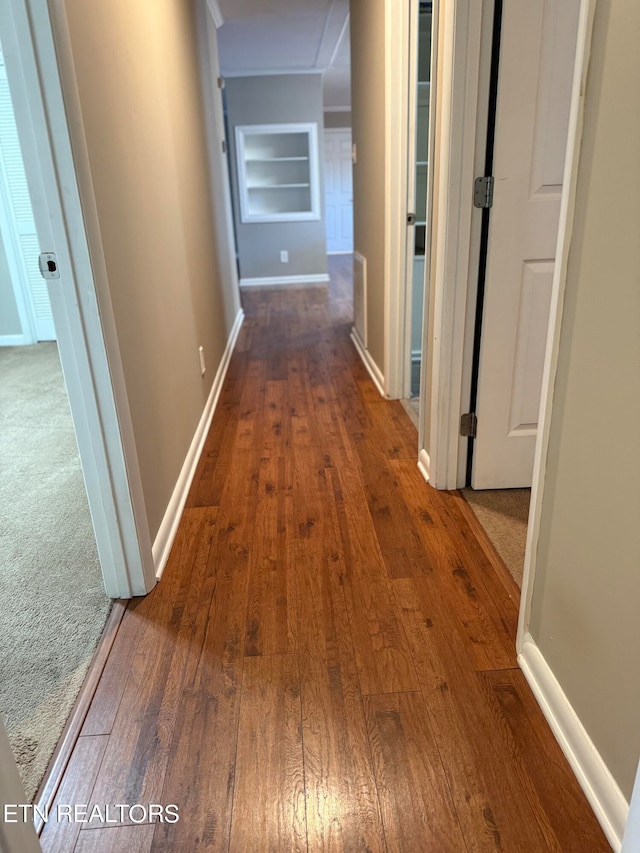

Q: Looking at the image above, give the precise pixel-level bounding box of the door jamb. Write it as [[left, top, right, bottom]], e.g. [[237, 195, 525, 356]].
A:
[[516, 0, 596, 648], [1, 0, 155, 597], [416, 0, 485, 487], [383, 0, 411, 399]]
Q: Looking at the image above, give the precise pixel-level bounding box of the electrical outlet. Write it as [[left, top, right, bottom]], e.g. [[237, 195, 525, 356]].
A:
[[280, 250, 289, 263], [199, 346, 206, 377]]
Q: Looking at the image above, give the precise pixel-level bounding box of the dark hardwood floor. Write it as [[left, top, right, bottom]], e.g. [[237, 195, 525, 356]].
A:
[[39, 257, 609, 851]]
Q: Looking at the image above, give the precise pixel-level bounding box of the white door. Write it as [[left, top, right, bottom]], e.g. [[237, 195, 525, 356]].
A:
[[472, 0, 580, 488], [324, 129, 353, 254], [0, 46, 55, 342]]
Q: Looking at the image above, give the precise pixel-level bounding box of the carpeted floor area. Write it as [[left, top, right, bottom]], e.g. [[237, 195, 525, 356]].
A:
[[462, 488, 531, 588], [0, 343, 111, 801]]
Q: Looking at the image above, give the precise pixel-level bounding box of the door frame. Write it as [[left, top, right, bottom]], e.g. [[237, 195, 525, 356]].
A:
[[0, 0, 156, 597], [418, 0, 595, 492], [383, 0, 411, 399], [516, 0, 596, 645], [418, 0, 599, 710]]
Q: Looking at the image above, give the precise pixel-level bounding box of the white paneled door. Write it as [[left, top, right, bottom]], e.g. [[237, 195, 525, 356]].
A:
[[472, 0, 580, 488], [0, 46, 55, 342], [324, 128, 353, 254]]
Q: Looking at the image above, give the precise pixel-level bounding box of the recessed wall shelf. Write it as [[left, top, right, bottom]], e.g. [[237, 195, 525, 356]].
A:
[[235, 123, 321, 223]]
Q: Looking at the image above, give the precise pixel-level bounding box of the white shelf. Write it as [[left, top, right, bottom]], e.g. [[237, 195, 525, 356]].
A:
[[248, 183, 311, 190], [236, 123, 320, 223], [246, 156, 309, 163]]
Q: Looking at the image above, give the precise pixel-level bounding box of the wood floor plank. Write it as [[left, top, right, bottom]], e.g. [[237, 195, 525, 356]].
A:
[[86, 509, 218, 826], [393, 576, 574, 852], [478, 669, 610, 852], [245, 454, 297, 656], [295, 535, 387, 852], [328, 465, 420, 696], [353, 431, 434, 579], [74, 824, 155, 853], [391, 460, 517, 671], [229, 654, 306, 853], [40, 735, 109, 853], [153, 541, 252, 851], [364, 692, 468, 852]]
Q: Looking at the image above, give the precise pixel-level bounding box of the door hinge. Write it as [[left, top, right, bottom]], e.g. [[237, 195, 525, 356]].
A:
[[38, 252, 60, 280], [460, 412, 477, 438], [217, 76, 225, 89], [222, 139, 227, 154], [473, 176, 494, 209]]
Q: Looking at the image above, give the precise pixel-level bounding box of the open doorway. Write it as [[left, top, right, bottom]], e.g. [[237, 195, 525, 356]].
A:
[[214, 1, 351, 290], [403, 1, 433, 427], [457, 0, 581, 591], [0, 37, 112, 802]]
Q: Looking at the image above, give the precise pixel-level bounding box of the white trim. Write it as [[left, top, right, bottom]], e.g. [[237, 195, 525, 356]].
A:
[[240, 273, 330, 287], [623, 761, 640, 852], [517, 0, 596, 645], [402, 0, 421, 402], [0, 333, 31, 346], [205, 0, 224, 29], [323, 106, 352, 113], [383, 0, 411, 399], [153, 308, 244, 579], [350, 326, 385, 398], [327, 10, 350, 70], [519, 636, 628, 851], [1, 0, 155, 598], [417, 447, 431, 483], [421, 0, 484, 490], [327, 250, 353, 256]]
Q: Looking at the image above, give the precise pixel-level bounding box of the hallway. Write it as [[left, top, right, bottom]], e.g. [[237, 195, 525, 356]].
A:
[[40, 257, 608, 852]]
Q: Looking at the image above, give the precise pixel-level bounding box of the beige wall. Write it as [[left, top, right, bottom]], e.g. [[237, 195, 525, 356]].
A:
[[225, 74, 328, 282], [529, 0, 640, 799], [61, 0, 237, 539], [350, 0, 386, 371]]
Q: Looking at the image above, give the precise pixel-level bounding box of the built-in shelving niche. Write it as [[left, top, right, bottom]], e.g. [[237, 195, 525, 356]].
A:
[[235, 123, 321, 223]]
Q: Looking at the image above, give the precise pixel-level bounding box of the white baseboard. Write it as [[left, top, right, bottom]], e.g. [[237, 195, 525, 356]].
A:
[[152, 307, 244, 579], [240, 273, 330, 287], [417, 448, 430, 483], [519, 635, 629, 851], [327, 250, 354, 256], [350, 326, 385, 398]]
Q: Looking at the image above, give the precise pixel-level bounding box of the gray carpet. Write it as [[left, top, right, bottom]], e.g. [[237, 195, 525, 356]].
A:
[[462, 488, 531, 588], [0, 343, 111, 801]]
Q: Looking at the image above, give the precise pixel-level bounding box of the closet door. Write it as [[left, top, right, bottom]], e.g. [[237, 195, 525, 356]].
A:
[[0, 46, 55, 341]]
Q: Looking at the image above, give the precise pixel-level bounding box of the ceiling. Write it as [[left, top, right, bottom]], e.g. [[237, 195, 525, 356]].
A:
[[216, 0, 351, 109]]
